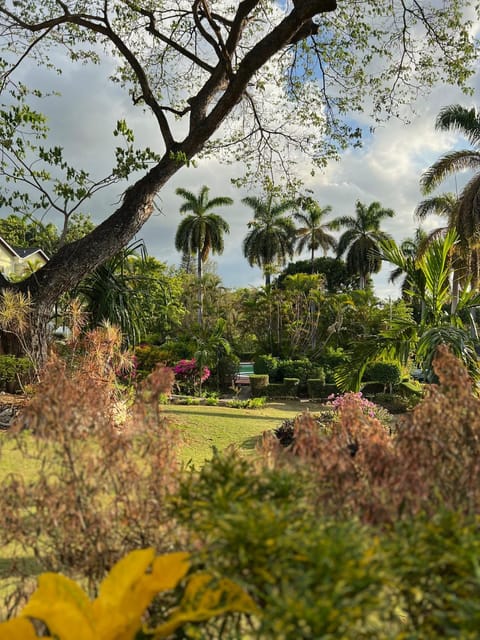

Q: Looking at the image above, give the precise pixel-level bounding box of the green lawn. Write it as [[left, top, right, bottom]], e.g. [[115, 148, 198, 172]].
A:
[[162, 399, 324, 467], [0, 400, 324, 481]]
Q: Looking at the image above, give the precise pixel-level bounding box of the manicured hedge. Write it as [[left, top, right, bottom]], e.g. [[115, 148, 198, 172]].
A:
[[249, 374, 269, 397]]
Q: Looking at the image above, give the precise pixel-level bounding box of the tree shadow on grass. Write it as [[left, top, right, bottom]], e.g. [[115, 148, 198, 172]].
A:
[[240, 434, 263, 451]]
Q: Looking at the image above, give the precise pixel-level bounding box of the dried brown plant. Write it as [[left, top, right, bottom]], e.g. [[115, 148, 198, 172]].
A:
[[0, 326, 180, 616], [262, 345, 480, 524]]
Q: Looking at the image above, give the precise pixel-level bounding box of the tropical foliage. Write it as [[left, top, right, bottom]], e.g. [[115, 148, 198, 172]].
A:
[[421, 104, 480, 286], [333, 201, 395, 289], [242, 194, 297, 286], [293, 197, 336, 271], [175, 186, 232, 325], [335, 229, 480, 390]]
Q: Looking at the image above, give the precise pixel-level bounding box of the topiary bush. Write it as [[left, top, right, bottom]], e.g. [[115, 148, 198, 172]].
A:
[[253, 354, 279, 379], [363, 361, 401, 390], [249, 374, 269, 397], [307, 378, 326, 399]]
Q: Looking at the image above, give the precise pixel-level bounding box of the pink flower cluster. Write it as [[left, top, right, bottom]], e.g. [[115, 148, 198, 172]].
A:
[[327, 391, 376, 419], [173, 358, 210, 383]]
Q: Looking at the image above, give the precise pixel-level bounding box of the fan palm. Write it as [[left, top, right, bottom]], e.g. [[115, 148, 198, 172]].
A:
[[420, 104, 480, 286], [332, 201, 395, 289], [175, 185, 232, 325], [294, 198, 336, 272], [242, 195, 297, 287]]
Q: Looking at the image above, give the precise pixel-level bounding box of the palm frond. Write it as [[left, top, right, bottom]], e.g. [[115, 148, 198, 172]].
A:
[[436, 104, 480, 147]]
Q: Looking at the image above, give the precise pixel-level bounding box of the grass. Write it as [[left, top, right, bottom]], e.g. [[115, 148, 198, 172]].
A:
[[0, 399, 325, 481], [164, 399, 324, 467], [0, 399, 323, 616]]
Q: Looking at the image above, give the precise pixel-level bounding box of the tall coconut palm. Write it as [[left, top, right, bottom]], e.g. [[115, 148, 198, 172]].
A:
[[242, 194, 297, 287], [175, 185, 232, 325], [294, 198, 337, 273], [332, 201, 395, 289], [421, 104, 480, 286]]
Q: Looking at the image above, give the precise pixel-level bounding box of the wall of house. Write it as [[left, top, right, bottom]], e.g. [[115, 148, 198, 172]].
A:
[[0, 245, 14, 278], [0, 246, 47, 280]]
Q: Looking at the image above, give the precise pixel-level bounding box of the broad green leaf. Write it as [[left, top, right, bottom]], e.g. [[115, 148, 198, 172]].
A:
[[21, 573, 95, 640], [0, 617, 39, 639]]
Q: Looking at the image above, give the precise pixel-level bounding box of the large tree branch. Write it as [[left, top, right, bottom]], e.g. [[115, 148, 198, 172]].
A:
[[14, 0, 337, 305]]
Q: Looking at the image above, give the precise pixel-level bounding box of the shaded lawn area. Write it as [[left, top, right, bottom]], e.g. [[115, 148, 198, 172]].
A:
[[164, 399, 324, 467]]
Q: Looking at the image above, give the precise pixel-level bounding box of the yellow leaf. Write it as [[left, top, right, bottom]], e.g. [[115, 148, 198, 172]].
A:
[[149, 573, 259, 639], [21, 573, 95, 640], [92, 549, 190, 640], [94, 548, 156, 611], [0, 617, 39, 639], [148, 552, 191, 592]]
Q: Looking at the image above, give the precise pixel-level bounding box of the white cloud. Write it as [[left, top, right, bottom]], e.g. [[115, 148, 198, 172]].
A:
[[3, 29, 480, 300]]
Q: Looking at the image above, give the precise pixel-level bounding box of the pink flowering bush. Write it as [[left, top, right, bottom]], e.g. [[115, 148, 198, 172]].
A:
[[327, 391, 377, 418], [173, 358, 210, 395], [327, 391, 393, 431]]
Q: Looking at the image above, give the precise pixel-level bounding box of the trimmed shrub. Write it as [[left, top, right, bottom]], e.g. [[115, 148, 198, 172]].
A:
[[282, 377, 299, 397], [307, 378, 326, 399], [253, 355, 279, 378], [363, 362, 401, 386], [249, 374, 269, 397], [265, 378, 299, 399], [278, 359, 317, 384]]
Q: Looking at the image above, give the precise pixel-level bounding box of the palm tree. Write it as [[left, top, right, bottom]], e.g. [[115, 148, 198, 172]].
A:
[[242, 194, 297, 287], [332, 200, 395, 289], [420, 104, 480, 286], [414, 192, 467, 312], [336, 229, 480, 391], [388, 229, 428, 321], [175, 185, 232, 325], [294, 198, 337, 273]]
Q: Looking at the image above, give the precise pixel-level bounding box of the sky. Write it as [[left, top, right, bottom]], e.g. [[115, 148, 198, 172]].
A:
[[8, 28, 480, 300]]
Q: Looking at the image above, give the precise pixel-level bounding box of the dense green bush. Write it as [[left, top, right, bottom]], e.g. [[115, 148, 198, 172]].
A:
[[265, 377, 299, 399], [253, 354, 279, 378], [134, 343, 171, 379], [211, 352, 240, 391], [373, 392, 414, 414], [316, 348, 348, 383], [363, 361, 401, 386], [249, 373, 269, 397], [306, 378, 326, 398], [173, 449, 480, 638], [0, 355, 32, 392], [277, 359, 318, 384]]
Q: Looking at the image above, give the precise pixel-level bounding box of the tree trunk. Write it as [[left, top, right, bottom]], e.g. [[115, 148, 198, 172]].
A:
[[0, 0, 338, 369], [197, 250, 204, 326]]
